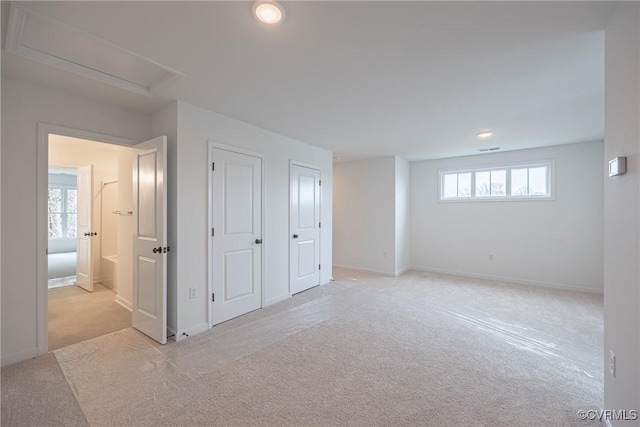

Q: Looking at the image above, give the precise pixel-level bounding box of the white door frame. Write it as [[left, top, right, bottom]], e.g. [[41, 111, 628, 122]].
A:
[[288, 160, 322, 296], [207, 140, 266, 329], [36, 122, 136, 355]]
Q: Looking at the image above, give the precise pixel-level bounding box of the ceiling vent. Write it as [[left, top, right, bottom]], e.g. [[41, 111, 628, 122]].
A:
[[4, 3, 184, 97], [478, 147, 501, 152]]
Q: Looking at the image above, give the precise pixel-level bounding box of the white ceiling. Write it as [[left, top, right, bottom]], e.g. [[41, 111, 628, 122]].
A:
[[1, 1, 616, 162]]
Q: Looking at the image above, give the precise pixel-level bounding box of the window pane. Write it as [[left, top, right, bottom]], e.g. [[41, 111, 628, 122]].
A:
[[48, 213, 62, 238], [441, 163, 551, 201], [511, 168, 528, 196], [48, 188, 62, 212], [67, 214, 77, 237], [475, 171, 490, 197], [529, 167, 547, 195], [457, 173, 471, 197], [66, 189, 77, 213], [443, 174, 458, 198], [491, 170, 506, 196]]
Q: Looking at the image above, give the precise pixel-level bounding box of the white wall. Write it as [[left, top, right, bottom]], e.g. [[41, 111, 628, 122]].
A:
[[0, 77, 151, 365], [48, 237, 77, 254], [410, 141, 604, 292], [172, 101, 333, 337], [150, 102, 178, 333], [333, 156, 409, 276], [1, 79, 333, 363], [333, 157, 397, 275], [101, 182, 118, 257], [116, 148, 134, 306], [603, 2, 640, 421], [395, 157, 410, 274]]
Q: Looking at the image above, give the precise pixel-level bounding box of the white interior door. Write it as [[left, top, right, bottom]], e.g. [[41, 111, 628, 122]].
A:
[[76, 164, 94, 292], [212, 148, 262, 325], [290, 164, 321, 295], [132, 136, 167, 344]]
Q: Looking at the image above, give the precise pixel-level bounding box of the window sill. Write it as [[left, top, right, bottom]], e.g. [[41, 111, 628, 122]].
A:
[[439, 196, 555, 203]]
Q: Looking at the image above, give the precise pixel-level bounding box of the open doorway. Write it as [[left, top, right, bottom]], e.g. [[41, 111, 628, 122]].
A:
[[36, 123, 168, 355], [47, 134, 133, 351]]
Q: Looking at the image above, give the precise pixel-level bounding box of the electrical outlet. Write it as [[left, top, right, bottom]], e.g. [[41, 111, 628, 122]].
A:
[[383, 251, 388, 258], [609, 350, 616, 377], [189, 288, 197, 299], [488, 253, 494, 261]]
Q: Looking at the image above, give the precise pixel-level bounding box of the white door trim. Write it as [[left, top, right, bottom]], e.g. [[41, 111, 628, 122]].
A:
[[207, 140, 266, 329], [289, 160, 322, 296], [36, 122, 136, 355]]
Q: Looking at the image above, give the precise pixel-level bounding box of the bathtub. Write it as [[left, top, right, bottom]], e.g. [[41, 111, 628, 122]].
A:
[[101, 255, 118, 290]]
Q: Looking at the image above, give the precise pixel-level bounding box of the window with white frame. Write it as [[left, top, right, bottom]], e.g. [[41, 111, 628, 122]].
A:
[[440, 162, 553, 201], [48, 186, 77, 238]]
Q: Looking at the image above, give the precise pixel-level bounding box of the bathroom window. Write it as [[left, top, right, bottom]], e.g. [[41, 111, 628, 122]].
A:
[[48, 187, 77, 238]]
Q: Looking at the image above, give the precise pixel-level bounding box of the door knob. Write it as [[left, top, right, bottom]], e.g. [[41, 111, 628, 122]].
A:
[[84, 232, 90, 237], [293, 234, 299, 239], [152, 246, 162, 253], [255, 239, 263, 244]]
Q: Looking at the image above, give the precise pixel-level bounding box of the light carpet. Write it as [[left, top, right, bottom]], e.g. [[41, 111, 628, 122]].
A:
[[2, 268, 602, 426], [48, 251, 76, 280], [154, 271, 603, 427], [48, 282, 131, 351], [0, 353, 89, 427]]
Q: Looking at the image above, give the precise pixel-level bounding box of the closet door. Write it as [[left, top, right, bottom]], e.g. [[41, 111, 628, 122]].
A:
[[290, 164, 321, 295], [211, 147, 263, 325]]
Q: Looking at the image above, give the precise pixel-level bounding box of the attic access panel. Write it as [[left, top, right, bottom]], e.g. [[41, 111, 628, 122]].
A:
[[5, 3, 184, 97]]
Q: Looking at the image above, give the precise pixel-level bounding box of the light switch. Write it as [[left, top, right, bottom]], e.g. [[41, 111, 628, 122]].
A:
[[609, 157, 627, 177]]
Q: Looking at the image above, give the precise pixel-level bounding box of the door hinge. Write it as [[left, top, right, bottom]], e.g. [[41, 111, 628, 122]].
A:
[[319, 222, 321, 229], [212, 228, 215, 236], [319, 180, 322, 186], [212, 293, 215, 302], [212, 162, 215, 171], [319, 264, 321, 270]]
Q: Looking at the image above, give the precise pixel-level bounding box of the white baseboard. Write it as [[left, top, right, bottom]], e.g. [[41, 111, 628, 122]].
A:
[[176, 322, 208, 342], [395, 266, 410, 277], [102, 281, 117, 291], [409, 265, 604, 294], [114, 295, 132, 311], [333, 264, 397, 277], [265, 294, 290, 307], [1, 347, 39, 367]]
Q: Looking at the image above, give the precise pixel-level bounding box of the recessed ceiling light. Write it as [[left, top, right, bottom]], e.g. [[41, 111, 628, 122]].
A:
[[333, 156, 341, 160], [253, 1, 285, 24], [477, 131, 494, 138]]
